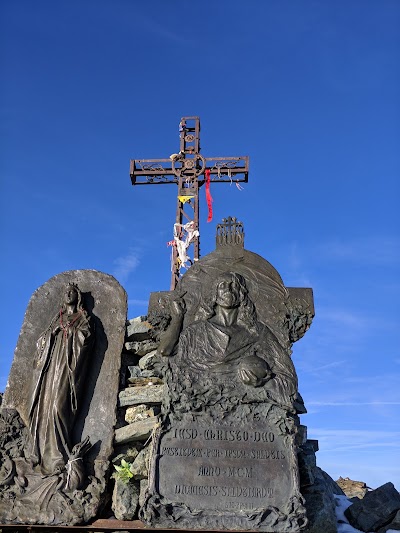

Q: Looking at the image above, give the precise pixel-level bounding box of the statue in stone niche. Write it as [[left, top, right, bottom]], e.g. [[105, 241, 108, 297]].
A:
[[28, 282, 94, 480], [159, 271, 297, 410]]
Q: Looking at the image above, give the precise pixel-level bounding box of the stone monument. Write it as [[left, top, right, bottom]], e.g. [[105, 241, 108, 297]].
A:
[[0, 270, 127, 525], [141, 217, 314, 531]]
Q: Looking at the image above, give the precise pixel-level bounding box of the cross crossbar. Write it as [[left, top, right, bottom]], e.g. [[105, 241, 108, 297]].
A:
[[130, 117, 250, 289]]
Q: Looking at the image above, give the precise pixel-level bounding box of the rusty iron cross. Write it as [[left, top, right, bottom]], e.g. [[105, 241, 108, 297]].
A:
[[130, 116, 249, 290]]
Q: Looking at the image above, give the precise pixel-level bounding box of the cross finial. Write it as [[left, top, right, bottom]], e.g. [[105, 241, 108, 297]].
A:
[[216, 216, 245, 248]]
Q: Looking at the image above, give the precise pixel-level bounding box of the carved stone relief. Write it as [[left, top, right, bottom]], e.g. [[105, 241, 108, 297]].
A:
[[0, 270, 127, 525], [142, 236, 314, 531]]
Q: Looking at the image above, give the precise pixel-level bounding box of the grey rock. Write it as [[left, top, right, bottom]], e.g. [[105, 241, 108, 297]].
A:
[[127, 366, 141, 379], [126, 317, 152, 341], [377, 509, 400, 532], [111, 446, 139, 465], [111, 477, 140, 520], [125, 405, 157, 424], [302, 467, 342, 533], [344, 482, 400, 532], [138, 350, 158, 371], [130, 445, 151, 480], [139, 479, 149, 508], [298, 452, 316, 487], [296, 424, 308, 446], [125, 339, 158, 356], [140, 369, 158, 378], [127, 377, 163, 386], [320, 469, 345, 496], [118, 384, 164, 407], [114, 416, 159, 444]]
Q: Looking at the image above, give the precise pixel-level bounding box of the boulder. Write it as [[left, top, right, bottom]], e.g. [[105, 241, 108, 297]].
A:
[[336, 476, 371, 500], [344, 482, 400, 532], [302, 467, 343, 533], [377, 509, 400, 532]]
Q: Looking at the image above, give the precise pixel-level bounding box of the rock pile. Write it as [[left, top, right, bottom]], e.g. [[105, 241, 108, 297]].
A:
[[110, 315, 163, 520]]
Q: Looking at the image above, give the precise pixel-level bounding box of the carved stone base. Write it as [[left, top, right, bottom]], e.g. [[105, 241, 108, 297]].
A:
[[0, 409, 108, 526]]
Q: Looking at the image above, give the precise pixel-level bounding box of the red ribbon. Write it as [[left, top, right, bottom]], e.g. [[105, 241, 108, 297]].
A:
[[205, 169, 213, 223]]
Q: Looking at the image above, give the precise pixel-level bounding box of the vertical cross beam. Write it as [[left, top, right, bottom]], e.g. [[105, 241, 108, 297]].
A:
[[130, 117, 249, 290]]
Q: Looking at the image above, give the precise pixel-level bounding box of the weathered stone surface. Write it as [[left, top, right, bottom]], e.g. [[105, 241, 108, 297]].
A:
[[138, 349, 158, 371], [296, 424, 308, 445], [377, 509, 400, 532], [125, 405, 157, 424], [149, 411, 305, 530], [128, 377, 163, 386], [344, 482, 400, 532], [127, 365, 141, 379], [112, 446, 139, 465], [298, 454, 315, 487], [319, 468, 345, 496], [130, 445, 151, 480], [139, 479, 149, 508], [118, 384, 164, 407], [140, 369, 159, 378], [114, 416, 158, 444], [336, 476, 370, 500], [125, 339, 158, 356], [0, 269, 127, 525], [302, 467, 342, 533], [126, 317, 152, 341], [111, 477, 140, 520]]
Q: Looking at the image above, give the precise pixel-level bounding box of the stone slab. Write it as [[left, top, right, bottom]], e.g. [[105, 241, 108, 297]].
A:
[[0, 269, 127, 525], [159, 421, 291, 512], [345, 482, 400, 532], [142, 411, 306, 531], [115, 416, 159, 444], [119, 384, 165, 407]]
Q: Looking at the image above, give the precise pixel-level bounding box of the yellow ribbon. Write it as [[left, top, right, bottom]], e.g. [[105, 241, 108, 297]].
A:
[[178, 195, 194, 204]]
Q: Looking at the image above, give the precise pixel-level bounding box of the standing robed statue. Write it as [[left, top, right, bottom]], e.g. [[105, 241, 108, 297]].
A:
[[28, 283, 94, 476]]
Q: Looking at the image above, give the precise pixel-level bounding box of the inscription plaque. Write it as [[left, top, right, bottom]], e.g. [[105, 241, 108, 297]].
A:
[[158, 421, 294, 513]]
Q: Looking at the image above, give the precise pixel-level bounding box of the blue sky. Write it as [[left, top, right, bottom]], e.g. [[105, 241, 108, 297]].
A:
[[1, 1, 399, 490]]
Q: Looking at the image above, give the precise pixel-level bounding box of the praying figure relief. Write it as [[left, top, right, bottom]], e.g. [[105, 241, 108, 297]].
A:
[[28, 283, 94, 480]]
